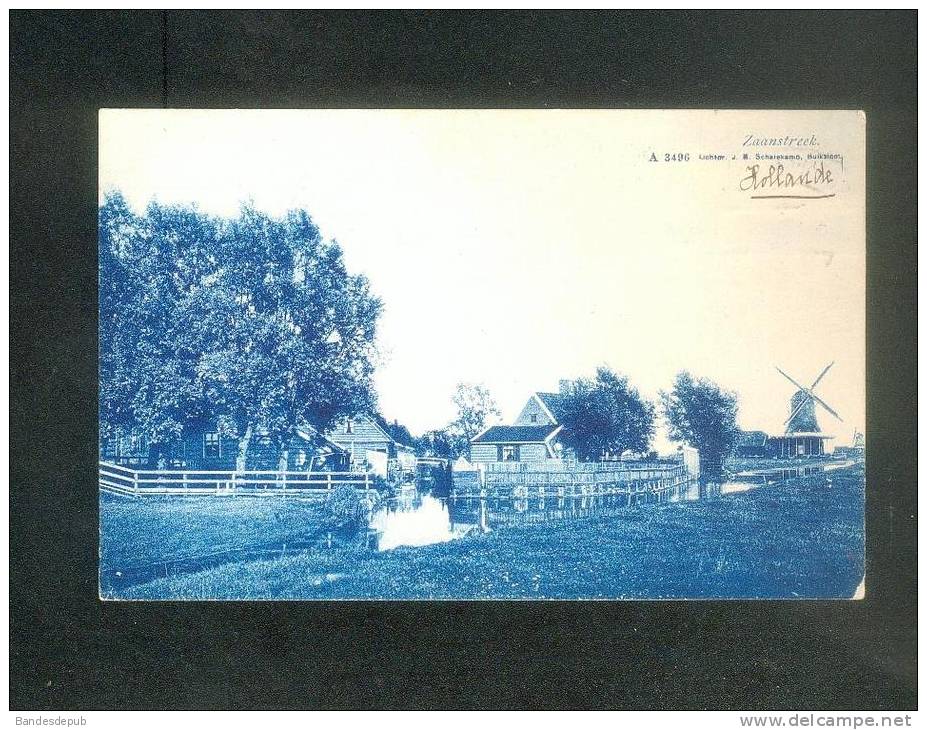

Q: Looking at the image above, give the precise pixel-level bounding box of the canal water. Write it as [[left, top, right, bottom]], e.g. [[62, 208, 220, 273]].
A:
[[101, 462, 848, 591], [368, 462, 843, 551]]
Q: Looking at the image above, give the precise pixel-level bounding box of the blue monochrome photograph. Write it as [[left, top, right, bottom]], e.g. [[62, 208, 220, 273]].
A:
[[98, 109, 866, 600]]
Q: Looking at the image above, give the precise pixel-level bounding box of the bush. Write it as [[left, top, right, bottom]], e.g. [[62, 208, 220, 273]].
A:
[[363, 489, 387, 515], [322, 485, 366, 532]]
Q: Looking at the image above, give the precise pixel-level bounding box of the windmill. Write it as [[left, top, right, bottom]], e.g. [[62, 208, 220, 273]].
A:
[[770, 361, 841, 458], [852, 429, 865, 450]]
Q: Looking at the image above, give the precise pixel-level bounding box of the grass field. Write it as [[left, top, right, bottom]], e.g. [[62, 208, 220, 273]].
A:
[[99, 495, 329, 595], [724, 456, 855, 474], [101, 463, 865, 600]]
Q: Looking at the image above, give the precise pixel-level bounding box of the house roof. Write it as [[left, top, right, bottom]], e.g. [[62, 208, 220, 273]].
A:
[[350, 412, 392, 442], [471, 424, 562, 444], [329, 412, 414, 450], [535, 392, 568, 422], [294, 427, 350, 455], [769, 432, 834, 439], [368, 412, 415, 450]]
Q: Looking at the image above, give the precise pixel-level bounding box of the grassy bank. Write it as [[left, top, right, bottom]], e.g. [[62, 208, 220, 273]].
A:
[[725, 456, 857, 474], [100, 495, 329, 594], [107, 464, 865, 600]]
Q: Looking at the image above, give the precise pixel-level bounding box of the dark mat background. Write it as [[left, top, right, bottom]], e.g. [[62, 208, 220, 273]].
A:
[[10, 10, 917, 710]]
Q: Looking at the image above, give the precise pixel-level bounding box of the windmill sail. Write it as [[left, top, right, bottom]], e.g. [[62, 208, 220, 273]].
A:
[[785, 390, 820, 433], [778, 362, 843, 433]]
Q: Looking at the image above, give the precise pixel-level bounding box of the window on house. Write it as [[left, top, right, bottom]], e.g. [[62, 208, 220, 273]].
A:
[[498, 445, 520, 462], [345, 419, 354, 434], [530, 414, 538, 423], [204, 432, 221, 459]]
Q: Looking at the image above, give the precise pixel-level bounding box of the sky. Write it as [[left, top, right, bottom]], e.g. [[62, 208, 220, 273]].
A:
[[99, 109, 866, 450]]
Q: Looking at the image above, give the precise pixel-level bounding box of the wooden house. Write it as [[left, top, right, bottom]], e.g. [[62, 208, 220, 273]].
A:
[[470, 424, 564, 465], [100, 430, 155, 467], [101, 423, 349, 472], [513, 388, 569, 427], [227, 427, 350, 472], [177, 424, 350, 471], [326, 413, 417, 477], [469, 383, 570, 465], [177, 424, 239, 470]]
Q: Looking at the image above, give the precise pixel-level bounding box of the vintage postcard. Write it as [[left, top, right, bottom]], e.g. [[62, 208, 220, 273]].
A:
[[98, 109, 865, 600]]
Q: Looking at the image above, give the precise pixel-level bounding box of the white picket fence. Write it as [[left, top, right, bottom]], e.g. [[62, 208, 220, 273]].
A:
[[99, 461, 375, 498]]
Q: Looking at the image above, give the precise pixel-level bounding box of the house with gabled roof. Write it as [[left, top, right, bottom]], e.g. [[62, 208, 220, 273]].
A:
[[326, 412, 417, 477], [470, 382, 572, 465], [470, 424, 564, 464], [101, 421, 350, 471], [513, 385, 569, 427]]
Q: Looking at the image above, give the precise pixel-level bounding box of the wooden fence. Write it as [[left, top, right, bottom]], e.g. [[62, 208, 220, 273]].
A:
[[485, 463, 687, 486], [99, 461, 375, 498], [455, 461, 692, 498], [483, 459, 680, 474]]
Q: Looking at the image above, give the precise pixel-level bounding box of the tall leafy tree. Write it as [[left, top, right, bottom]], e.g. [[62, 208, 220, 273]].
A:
[[131, 200, 222, 446], [413, 429, 463, 459], [190, 204, 381, 468], [449, 382, 501, 443], [99, 191, 144, 441], [373, 416, 414, 447], [660, 371, 739, 476], [98, 194, 382, 470], [557, 366, 655, 461]]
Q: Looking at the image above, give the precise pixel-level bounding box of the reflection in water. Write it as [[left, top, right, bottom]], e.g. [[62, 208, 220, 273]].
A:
[[447, 481, 715, 532], [720, 482, 754, 494], [446, 465, 837, 533], [366, 462, 842, 550], [370, 495, 465, 551]]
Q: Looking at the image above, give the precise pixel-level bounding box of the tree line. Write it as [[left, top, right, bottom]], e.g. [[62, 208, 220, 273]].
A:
[[100, 192, 382, 471], [418, 369, 740, 476], [101, 192, 741, 476]]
